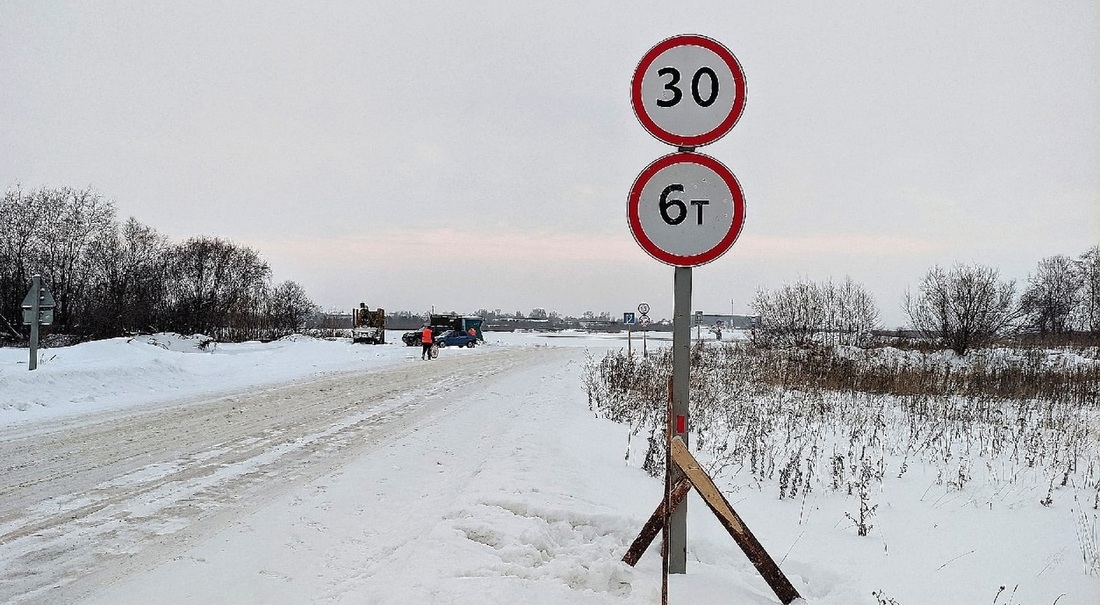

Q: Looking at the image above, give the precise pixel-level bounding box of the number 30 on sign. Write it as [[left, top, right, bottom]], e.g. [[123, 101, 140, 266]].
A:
[[627, 152, 745, 267], [631, 34, 746, 148]]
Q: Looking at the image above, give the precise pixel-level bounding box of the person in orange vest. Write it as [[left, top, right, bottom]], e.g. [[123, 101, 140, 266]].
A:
[[421, 325, 434, 360], [467, 327, 476, 339]]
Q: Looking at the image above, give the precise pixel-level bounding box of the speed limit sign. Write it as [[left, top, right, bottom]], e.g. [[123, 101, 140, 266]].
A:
[[631, 34, 746, 148], [628, 152, 745, 267]]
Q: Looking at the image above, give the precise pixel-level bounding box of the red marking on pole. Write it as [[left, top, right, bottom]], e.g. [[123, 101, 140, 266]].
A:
[[677, 415, 685, 434]]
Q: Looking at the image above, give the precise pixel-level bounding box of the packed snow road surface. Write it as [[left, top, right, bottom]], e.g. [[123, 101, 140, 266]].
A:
[[0, 346, 572, 604], [6, 333, 1095, 604]]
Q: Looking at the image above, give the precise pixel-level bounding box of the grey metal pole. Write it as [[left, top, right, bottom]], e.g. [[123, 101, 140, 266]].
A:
[[29, 274, 40, 371], [670, 266, 691, 573]]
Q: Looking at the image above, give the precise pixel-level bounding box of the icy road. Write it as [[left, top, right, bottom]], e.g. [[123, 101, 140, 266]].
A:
[[2, 345, 646, 604]]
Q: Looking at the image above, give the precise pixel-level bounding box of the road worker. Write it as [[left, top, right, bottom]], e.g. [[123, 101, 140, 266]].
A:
[[421, 325, 434, 360]]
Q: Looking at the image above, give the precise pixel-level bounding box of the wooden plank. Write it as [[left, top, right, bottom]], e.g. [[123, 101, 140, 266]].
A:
[[669, 436, 802, 605], [621, 479, 691, 567]]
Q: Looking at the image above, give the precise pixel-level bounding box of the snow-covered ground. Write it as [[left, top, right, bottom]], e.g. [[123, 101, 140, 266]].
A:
[[1, 332, 1097, 604]]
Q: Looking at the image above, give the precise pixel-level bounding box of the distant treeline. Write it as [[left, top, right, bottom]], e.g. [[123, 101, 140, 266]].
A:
[[1, 186, 317, 344], [7, 185, 1099, 355], [751, 248, 1100, 354]]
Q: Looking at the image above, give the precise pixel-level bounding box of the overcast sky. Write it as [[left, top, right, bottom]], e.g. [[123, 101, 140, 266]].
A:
[[2, 1, 1097, 327]]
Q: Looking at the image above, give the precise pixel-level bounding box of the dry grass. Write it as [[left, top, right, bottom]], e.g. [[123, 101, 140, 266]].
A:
[[585, 342, 1100, 542]]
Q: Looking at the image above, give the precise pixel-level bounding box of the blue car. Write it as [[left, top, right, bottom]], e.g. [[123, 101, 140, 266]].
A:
[[435, 330, 477, 348]]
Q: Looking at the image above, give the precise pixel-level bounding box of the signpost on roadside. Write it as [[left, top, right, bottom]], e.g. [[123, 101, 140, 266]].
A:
[[622, 34, 800, 604], [22, 274, 56, 371], [624, 312, 636, 355], [637, 303, 651, 357], [629, 34, 746, 576]]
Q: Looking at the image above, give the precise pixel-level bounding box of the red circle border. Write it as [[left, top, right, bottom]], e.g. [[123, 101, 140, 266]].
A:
[[627, 152, 746, 267], [631, 34, 747, 148]]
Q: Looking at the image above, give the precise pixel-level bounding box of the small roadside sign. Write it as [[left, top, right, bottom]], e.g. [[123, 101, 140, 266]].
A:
[[624, 312, 637, 325], [626, 33, 755, 582], [23, 275, 54, 371], [638, 302, 651, 315], [22, 286, 55, 309], [23, 308, 54, 326]]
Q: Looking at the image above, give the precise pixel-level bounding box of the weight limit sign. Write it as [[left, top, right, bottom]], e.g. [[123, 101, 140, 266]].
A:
[[627, 152, 745, 267]]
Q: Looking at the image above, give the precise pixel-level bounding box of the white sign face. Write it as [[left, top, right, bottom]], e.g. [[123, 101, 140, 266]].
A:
[[628, 152, 745, 267], [632, 34, 746, 148], [638, 302, 651, 315]]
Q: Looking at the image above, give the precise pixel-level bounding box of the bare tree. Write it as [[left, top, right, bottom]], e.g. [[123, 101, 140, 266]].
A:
[[0, 186, 116, 336], [0, 186, 42, 338], [3, 185, 326, 343], [85, 217, 169, 336], [163, 237, 271, 337], [1077, 245, 1100, 334], [265, 280, 318, 338], [904, 263, 1017, 355], [1020, 255, 1080, 336], [752, 277, 879, 347], [30, 187, 116, 331]]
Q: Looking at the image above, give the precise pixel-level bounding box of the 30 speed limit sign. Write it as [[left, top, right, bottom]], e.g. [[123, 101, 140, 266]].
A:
[[628, 152, 745, 267], [631, 34, 746, 148]]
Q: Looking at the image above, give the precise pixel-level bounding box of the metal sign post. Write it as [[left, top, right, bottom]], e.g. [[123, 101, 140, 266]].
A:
[[22, 275, 55, 371], [628, 34, 747, 577], [28, 275, 40, 371], [624, 35, 799, 601], [669, 266, 691, 571], [624, 312, 636, 356]]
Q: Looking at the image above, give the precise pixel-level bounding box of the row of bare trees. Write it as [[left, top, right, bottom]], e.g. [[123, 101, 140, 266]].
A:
[[751, 277, 879, 347], [1019, 249, 1100, 336], [905, 248, 1100, 354], [1, 186, 317, 343], [752, 245, 1100, 355], [903, 264, 1018, 355]]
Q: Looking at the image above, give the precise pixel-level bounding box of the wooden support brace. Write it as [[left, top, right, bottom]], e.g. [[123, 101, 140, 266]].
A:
[[669, 436, 802, 604], [622, 478, 692, 567]]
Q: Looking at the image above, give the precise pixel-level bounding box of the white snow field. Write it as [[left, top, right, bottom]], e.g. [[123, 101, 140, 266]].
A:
[[1, 332, 1097, 604]]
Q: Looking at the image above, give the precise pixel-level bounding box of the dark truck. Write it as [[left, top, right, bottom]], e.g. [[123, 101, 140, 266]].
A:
[[401, 314, 484, 347]]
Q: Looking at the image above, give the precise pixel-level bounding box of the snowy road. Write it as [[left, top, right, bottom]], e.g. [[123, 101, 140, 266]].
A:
[[1, 346, 580, 604], [6, 334, 1095, 604]]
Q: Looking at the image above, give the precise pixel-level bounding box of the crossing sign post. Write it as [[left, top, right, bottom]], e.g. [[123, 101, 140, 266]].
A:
[[629, 34, 752, 577], [22, 275, 55, 371], [624, 312, 636, 356], [623, 35, 798, 604]]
